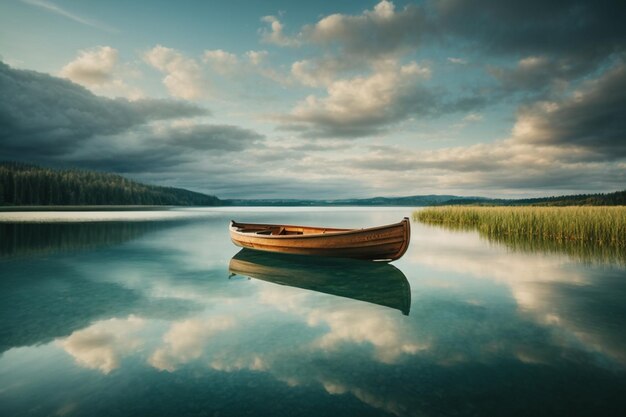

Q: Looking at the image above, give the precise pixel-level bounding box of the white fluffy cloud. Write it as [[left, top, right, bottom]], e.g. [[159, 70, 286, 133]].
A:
[[301, 1, 423, 58], [60, 46, 143, 99], [144, 45, 207, 100], [202, 48, 282, 83], [341, 64, 626, 194], [279, 60, 432, 137], [260, 15, 300, 47], [61, 46, 118, 85], [290, 57, 357, 87], [203, 49, 239, 75]]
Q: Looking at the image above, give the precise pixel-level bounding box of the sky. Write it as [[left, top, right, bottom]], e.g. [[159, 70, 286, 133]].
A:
[[0, 0, 625, 199]]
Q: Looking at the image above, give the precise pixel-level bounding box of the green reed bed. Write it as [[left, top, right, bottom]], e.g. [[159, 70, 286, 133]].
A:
[[414, 206, 626, 246]]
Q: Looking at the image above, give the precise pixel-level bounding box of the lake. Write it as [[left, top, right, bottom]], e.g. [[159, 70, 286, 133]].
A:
[[0, 207, 625, 417]]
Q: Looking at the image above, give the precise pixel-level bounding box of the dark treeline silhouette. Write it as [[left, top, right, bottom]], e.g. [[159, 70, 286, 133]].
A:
[[0, 162, 221, 206], [439, 190, 626, 206]]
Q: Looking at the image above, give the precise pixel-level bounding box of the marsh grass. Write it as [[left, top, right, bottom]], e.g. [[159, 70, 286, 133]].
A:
[[414, 206, 626, 264]]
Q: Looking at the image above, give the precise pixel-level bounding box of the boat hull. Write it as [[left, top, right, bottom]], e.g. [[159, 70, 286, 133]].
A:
[[229, 249, 411, 315], [229, 217, 410, 261]]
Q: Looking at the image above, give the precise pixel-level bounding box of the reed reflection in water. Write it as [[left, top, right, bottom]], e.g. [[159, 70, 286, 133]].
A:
[[229, 249, 411, 315], [418, 222, 626, 266]]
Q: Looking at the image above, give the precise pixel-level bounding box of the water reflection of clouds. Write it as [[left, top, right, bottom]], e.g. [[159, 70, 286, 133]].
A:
[[51, 222, 624, 387], [59, 315, 147, 374], [149, 316, 236, 372], [257, 284, 427, 364], [3, 212, 625, 417], [408, 222, 626, 368], [135, 282, 421, 416], [14, 285, 622, 416]]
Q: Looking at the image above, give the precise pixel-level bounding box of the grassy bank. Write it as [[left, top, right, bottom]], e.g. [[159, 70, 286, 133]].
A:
[[413, 206, 626, 246]]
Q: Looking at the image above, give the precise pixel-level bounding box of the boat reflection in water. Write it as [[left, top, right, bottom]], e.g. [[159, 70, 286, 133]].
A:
[[229, 249, 411, 315]]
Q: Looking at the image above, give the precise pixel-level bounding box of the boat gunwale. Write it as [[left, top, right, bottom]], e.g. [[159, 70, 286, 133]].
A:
[[229, 218, 410, 240]]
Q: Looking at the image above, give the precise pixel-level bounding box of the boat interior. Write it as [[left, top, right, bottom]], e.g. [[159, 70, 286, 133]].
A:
[[232, 221, 350, 236]]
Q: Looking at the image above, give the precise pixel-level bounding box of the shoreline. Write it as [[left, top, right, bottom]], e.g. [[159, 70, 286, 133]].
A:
[[0, 205, 178, 212]]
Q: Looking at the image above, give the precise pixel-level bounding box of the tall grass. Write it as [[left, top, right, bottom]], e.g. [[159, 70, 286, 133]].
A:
[[414, 206, 626, 246], [414, 206, 626, 264]]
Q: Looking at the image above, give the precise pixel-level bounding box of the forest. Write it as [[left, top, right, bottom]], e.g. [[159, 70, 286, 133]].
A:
[[0, 162, 221, 206]]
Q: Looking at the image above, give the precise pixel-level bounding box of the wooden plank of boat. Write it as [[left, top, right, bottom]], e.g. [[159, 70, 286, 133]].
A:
[[229, 249, 411, 315], [229, 217, 410, 261]]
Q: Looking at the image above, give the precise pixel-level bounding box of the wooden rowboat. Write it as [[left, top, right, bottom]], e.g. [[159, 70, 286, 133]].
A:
[[229, 249, 411, 315], [229, 217, 410, 261]]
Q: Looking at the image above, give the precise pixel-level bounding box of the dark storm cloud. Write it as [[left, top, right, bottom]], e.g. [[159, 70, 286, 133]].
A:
[[276, 0, 626, 139], [301, 1, 426, 59], [157, 124, 264, 152], [434, 0, 626, 59], [65, 148, 192, 174], [51, 122, 266, 174], [435, 0, 626, 93], [516, 63, 626, 158], [0, 61, 208, 157], [0, 61, 267, 175], [298, 0, 626, 74], [487, 57, 591, 94]]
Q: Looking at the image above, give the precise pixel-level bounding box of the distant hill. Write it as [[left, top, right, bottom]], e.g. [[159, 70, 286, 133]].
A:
[[0, 162, 221, 206], [226, 195, 482, 206], [227, 191, 626, 207]]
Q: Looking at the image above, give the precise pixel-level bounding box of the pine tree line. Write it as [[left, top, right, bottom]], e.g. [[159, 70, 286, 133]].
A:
[[0, 162, 222, 206], [441, 191, 626, 206]]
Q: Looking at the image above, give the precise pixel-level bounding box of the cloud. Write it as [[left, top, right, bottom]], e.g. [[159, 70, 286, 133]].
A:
[[301, 1, 424, 59], [60, 46, 143, 99], [290, 56, 359, 87], [512, 63, 626, 157], [60, 46, 118, 85], [434, 0, 626, 92], [152, 123, 264, 152], [144, 45, 207, 100], [245, 50, 268, 66], [0, 60, 270, 181], [0, 61, 207, 159], [31, 122, 265, 175], [434, 0, 626, 61], [202, 49, 284, 84], [489, 55, 597, 94], [463, 113, 483, 122], [0, 58, 278, 184], [265, 0, 623, 145], [259, 15, 300, 47], [341, 63, 626, 194], [447, 57, 467, 65], [278, 60, 433, 138], [203, 49, 239, 75], [275, 1, 625, 93]]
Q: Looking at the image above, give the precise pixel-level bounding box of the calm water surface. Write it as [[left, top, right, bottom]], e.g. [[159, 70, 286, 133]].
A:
[[0, 208, 625, 417]]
